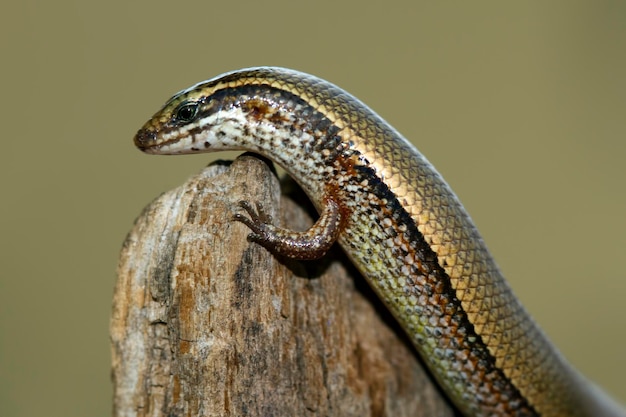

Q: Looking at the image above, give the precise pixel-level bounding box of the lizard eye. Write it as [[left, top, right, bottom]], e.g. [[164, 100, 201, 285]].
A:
[[174, 102, 199, 124]]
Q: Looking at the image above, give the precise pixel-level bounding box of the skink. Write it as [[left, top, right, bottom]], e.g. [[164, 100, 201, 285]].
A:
[[134, 67, 624, 417]]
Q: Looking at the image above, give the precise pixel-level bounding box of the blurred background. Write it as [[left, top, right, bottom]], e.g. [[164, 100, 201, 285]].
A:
[[1, 1, 625, 416]]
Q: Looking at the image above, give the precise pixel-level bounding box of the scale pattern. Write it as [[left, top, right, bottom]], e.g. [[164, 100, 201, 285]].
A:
[[135, 67, 610, 417]]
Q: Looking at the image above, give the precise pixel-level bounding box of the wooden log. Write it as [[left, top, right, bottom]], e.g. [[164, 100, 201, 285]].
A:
[[111, 155, 455, 417]]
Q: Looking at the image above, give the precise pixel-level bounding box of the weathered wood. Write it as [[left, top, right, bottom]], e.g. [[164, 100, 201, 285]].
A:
[[111, 155, 455, 417]]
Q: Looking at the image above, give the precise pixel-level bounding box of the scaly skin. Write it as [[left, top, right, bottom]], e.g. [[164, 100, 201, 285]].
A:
[[134, 67, 624, 417]]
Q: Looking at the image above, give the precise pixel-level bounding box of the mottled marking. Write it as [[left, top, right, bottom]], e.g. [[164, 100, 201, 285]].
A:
[[134, 67, 619, 417]]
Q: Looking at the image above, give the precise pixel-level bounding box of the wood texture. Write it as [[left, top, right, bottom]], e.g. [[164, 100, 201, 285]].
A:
[[111, 155, 456, 417]]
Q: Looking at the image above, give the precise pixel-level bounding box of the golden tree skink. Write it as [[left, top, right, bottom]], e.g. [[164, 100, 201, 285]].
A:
[[134, 67, 624, 417]]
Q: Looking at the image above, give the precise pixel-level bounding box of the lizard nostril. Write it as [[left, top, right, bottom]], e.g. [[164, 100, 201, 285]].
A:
[[134, 129, 157, 150]]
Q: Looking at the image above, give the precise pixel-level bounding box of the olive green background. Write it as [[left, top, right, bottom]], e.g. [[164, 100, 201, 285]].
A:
[[1, 1, 625, 416]]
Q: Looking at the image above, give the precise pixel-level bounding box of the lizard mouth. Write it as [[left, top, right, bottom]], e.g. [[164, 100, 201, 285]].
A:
[[133, 128, 157, 151]]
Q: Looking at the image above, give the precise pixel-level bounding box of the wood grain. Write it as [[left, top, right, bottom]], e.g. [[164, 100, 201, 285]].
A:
[[111, 155, 455, 417]]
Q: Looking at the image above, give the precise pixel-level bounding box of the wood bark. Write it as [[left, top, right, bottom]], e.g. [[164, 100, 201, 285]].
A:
[[111, 155, 456, 417]]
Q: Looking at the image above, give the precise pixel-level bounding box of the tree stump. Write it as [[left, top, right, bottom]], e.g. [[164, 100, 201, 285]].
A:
[[111, 155, 456, 417]]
